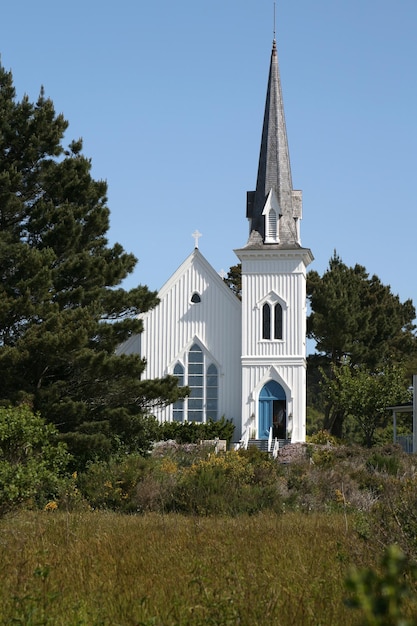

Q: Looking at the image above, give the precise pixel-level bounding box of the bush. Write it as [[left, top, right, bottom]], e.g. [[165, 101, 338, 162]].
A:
[[0, 405, 70, 515], [171, 450, 283, 515], [345, 544, 417, 625], [157, 417, 235, 445], [157, 420, 200, 444], [77, 454, 150, 511], [307, 430, 341, 446], [366, 451, 401, 476]]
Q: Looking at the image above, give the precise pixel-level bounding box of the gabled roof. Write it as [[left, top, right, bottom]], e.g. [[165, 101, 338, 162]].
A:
[[116, 248, 241, 357], [151, 247, 241, 311], [246, 39, 301, 246]]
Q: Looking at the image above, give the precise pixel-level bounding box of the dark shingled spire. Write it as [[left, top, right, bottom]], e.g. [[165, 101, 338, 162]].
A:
[[246, 40, 301, 246]]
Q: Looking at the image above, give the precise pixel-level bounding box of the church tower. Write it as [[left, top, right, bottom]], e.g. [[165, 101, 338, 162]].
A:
[[235, 39, 313, 443]]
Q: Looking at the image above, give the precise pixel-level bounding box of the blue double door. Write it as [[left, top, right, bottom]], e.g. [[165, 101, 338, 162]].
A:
[[259, 380, 287, 439]]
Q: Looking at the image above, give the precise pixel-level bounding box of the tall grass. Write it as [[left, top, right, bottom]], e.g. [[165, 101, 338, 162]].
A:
[[3, 443, 417, 624], [0, 510, 374, 625]]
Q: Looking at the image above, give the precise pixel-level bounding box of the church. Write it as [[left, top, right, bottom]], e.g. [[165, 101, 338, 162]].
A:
[[118, 38, 313, 445]]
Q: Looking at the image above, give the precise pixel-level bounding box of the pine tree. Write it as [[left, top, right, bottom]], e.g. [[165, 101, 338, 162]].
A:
[[307, 253, 416, 369], [307, 252, 417, 437], [0, 63, 186, 466], [224, 263, 242, 299]]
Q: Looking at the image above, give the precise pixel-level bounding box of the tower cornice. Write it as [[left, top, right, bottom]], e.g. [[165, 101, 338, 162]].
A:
[[234, 245, 314, 268]]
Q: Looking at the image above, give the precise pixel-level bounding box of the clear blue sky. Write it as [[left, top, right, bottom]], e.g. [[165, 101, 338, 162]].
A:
[[1, 1, 416, 318]]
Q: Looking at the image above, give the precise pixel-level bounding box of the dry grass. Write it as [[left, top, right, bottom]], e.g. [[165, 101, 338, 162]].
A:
[[0, 510, 374, 625]]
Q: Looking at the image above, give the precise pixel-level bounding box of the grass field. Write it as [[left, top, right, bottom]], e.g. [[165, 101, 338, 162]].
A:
[[0, 510, 378, 626], [3, 443, 417, 624]]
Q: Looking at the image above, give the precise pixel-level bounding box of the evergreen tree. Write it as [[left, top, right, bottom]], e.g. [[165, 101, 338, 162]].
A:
[[224, 263, 242, 299], [307, 253, 417, 437], [0, 63, 187, 466]]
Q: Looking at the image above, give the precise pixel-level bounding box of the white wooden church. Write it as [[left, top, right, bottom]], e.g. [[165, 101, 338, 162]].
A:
[[118, 39, 313, 444]]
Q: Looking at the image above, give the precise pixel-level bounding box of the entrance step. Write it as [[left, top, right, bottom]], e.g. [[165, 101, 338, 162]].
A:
[[247, 439, 291, 454], [248, 439, 269, 452]]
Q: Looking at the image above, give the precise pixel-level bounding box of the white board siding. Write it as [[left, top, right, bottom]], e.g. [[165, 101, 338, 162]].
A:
[[241, 272, 307, 356], [237, 247, 311, 443], [137, 250, 242, 428]]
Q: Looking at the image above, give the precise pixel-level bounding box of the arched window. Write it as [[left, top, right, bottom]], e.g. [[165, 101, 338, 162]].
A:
[[173, 363, 184, 422], [191, 292, 201, 304], [274, 303, 283, 340], [206, 364, 218, 420], [171, 345, 220, 423], [188, 344, 204, 422], [262, 301, 284, 341], [262, 303, 271, 339]]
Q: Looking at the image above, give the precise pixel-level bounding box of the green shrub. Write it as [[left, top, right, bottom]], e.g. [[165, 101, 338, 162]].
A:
[[307, 429, 341, 446], [366, 447, 402, 476], [157, 417, 235, 445], [157, 420, 199, 444], [77, 454, 150, 511], [0, 405, 70, 514], [200, 416, 235, 443], [345, 544, 417, 625], [171, 451, 283, 515], [238, 445, 270, 464], [311, 447, 336, 468]]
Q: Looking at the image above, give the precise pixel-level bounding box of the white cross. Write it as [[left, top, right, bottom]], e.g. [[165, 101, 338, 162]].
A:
[[219, 269, 227, 280], [192, 230, 202, 248]]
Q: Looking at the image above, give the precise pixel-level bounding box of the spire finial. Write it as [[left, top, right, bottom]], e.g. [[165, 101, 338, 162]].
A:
[[273, 1, 276, 42]]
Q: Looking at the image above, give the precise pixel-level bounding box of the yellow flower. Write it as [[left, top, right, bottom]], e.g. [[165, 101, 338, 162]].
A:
[[160, 458, 178, 474], [44, 501, 58, 511], [335, 489, 350, 506]]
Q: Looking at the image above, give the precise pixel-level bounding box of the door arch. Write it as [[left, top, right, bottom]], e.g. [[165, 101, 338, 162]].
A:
[[259, 380, 287, 439]]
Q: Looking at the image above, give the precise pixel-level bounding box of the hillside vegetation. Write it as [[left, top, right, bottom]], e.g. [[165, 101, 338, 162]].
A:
[[2, 438, 417, 624]]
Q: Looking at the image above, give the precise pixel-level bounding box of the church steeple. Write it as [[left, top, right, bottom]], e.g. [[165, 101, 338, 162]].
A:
[[246, 39, 302, 246]]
